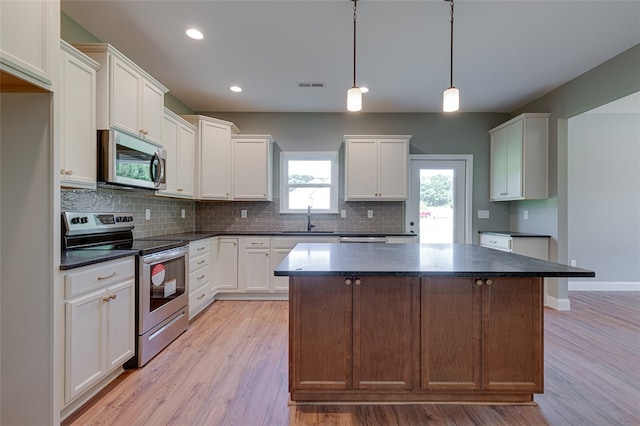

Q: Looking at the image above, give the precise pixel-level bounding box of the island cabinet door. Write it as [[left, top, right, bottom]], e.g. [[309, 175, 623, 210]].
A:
[[353, 277, 419, 391], [289, 277, 352, 391], [421, 278, 482, 391], [481, 277, 543, 393]]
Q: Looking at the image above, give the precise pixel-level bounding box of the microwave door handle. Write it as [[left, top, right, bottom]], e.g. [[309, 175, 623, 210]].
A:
[[150, 151, 163, 188], [157, 151, 165, 186]]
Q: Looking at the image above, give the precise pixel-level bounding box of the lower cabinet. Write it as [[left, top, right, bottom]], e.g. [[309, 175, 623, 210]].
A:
[[217, 237, 239, 292], [290, 275, 543, 403], [289, 276, 418, 392], [188, 238, 214, 319], [64, 258, 135, 403], [239, 237, 271, 292]]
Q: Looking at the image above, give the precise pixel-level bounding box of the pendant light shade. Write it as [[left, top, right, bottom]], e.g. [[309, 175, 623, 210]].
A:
[[443, 0, 459, 112], [347, 87, 362, 112], [443, 87, 459, 112], [347, 0, 362, 112]]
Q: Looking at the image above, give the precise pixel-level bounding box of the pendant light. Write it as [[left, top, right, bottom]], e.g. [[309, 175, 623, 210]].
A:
[[347, 0, 362, 112], [443, 0, 459, 112]]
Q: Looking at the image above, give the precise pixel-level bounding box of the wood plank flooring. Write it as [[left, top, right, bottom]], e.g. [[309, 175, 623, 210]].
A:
[[63, 292, 640, 426]]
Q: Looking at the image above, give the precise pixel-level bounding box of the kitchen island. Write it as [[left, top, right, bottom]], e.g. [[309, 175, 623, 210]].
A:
[[274, 243, 595, 405]]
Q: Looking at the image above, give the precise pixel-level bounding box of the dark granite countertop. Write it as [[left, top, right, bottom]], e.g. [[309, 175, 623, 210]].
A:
[[148, 231, 416, 241], [479, 231, 551, 238], [60, 249, 137, 270], [274, 243, 595, 278]]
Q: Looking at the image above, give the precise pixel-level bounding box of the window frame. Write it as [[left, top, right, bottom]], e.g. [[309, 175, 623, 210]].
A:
[[279, 151, 339, 214]]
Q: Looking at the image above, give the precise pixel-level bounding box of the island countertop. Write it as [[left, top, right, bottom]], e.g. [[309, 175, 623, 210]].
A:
[[274, 243, 595, 278]]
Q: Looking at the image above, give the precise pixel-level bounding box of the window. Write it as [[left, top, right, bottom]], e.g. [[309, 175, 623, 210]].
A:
[[280, 152, 338, 214]]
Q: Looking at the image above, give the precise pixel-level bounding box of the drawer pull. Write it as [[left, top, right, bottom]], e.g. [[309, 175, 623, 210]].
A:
[[197, 260, 206, 265], [251, 242, 264, 246], [110, 294, 117, 300], [197, 247, 206, 251], [197, 293, 205, 300], [102, 296, 110, 302], [197, 274, 205, 280], [97, 272, 117, 281]]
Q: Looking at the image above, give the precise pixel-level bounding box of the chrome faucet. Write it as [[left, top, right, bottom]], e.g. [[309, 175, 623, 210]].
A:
[[307, 206, 315, 232]]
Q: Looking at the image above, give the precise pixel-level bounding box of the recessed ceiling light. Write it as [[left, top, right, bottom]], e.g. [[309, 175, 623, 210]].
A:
[[360, 86, 369, 93], [185, 28, 204, 40], [230, 86, 242, 93]]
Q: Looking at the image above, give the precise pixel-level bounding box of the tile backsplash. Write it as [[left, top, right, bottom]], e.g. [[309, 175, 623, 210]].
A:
[[61, 189, 406, 237], [61, 188, 195, 238], [196, 198, 405, 233]]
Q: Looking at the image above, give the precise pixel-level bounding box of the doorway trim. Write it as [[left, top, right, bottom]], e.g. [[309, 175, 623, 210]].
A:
[[407, 154, 473, 243]]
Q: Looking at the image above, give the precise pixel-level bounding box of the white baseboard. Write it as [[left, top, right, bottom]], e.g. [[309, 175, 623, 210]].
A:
[[546, 295, 571, 311], [569, 281, 640, 291]]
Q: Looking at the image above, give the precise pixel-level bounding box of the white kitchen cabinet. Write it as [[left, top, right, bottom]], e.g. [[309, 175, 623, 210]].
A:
[[74, 43, 168, 145], [63, 258, 135, 403], [489, 113, 549, 201], [158, 109, 196, 198], [231, 135, 274, 201], [239, 237, 272, 292], [0, 0, 58, 91], [217, 238, 239, 291], [188, 238, 214, 319], [385, 235, 418, 244], [182, 115, 240, 200], [344, 135, 411, 201], [479, 232, 549, 259], [60, 41, 100, 189]]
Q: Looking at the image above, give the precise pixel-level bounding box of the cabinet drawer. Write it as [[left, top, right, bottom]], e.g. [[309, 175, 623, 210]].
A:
[[189, 239, 211, 256], [479, 234, 512, 252], [189, 267, 211, 293], [65, 258, 135, 298], [243, 237, 270, 249], [189, 253, 210, 272], [189, 282, 213, 310]]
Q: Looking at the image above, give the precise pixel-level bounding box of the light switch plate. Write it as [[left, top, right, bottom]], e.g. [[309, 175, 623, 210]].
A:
[[181, 209, 185, 219], [145, 209, 151, 220], [341, 209, 346, 218], [367, 210, 374, 219], [477, 210, 490, 219], [241, 209, 247, 218]]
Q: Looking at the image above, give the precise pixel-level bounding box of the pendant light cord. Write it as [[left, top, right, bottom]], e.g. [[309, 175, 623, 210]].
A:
[[449, 0, 454, 88], [353, 0, 358, 88]]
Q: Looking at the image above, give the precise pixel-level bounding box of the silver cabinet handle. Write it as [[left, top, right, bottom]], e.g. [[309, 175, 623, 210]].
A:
[[97, 272, 117, 281]]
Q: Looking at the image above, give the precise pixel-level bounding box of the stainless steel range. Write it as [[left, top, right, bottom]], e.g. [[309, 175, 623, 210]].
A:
[[62, 212, 189, 367]]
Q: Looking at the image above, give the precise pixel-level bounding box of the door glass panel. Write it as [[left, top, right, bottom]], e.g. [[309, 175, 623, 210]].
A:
[[419, 169, 454, 243]]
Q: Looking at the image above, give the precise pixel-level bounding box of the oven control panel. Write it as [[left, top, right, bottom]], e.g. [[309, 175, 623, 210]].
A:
[[63, 212, 135, 236]]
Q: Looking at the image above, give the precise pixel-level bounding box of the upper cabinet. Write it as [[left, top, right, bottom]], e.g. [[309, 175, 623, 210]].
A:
[[489, 113, 549, 201], [231, 135, 274, 201], [59, 41, 101, 189], [0, 0, 59, 92], [182, 115, 240, 200], [74, 43, 168, 145], [344, 135, 411, 201], [157, 109, 196, 198]]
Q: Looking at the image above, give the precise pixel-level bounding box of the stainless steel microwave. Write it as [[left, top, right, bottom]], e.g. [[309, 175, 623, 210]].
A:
[[97, 129, 166, 190]]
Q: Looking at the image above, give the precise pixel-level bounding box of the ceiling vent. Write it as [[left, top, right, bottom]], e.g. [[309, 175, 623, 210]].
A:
[[298, 82, 325, 88]]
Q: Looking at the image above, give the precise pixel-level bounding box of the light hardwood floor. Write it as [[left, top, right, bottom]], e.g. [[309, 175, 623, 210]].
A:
[[63, 292, 640, 425]]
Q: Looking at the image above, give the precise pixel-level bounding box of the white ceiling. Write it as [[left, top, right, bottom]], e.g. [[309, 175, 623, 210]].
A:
[[61, 0, 640, 113]]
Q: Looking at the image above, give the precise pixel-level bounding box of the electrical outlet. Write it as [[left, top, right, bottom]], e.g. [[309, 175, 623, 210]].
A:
[[341, 209, 346, 218], [524, 210, 529, 220], [145, 209, 151, 220], [241, 209, 247, 218], [478, 210, 490, 219], [570, 259, 577, 267], [367, 210, 373, 219], [181, 209, 185, 219]]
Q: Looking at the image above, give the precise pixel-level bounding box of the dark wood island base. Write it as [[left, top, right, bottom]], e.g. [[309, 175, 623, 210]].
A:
[[276, 243, 594, 405], [289, 276, 543, 405]]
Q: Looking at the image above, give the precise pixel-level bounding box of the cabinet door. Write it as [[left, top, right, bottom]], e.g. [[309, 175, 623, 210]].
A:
[[482, 277, 543, 392], [105, 279, 135, 371], [505, 120, 523, 199], [232, 138, 272, 200], [345, 138, 378, 200], [200, 121, 231, 199], [65, 289, 106, 402], [490, 128, 508, 200], [110, 56, 141, 137], [177, 123, 195, 197], [141, 79, 164, 144], [421, 278, 481, 391], [353, 277, 417, 390], [159, 112, 179, 195], [60, 48, 97, 188], [0, 0, 54, 89], [240, 248, 271, 291], [217, 238, 238, 290], [290, 276, 352, 391], [377, 139, 408, 200]]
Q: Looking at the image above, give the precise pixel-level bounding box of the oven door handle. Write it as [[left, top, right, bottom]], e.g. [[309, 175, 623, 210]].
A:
[[142, 246, 189, 264]]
